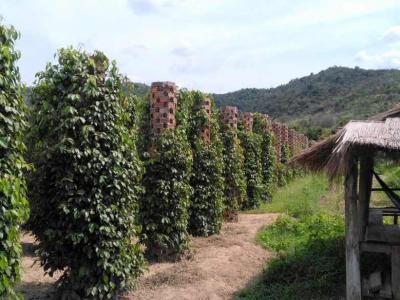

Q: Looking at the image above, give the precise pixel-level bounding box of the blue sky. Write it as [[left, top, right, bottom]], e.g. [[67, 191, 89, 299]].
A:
[[1, 0, 400, 93]]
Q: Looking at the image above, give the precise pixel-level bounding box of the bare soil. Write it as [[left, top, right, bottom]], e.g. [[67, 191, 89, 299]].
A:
[[17, 213, 278, 300]]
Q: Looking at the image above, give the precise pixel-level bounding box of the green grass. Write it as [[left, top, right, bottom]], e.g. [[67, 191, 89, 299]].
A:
[[247, 173, 343, 217], [372, 163, 400, 207], [237, 173, 346, 300]]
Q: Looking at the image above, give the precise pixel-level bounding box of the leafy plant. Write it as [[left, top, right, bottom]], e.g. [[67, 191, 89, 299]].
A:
[[238, 130, 263, 209], [219, 124, 247, 217], [140, 130, 193, 260], [239, 214, 345, 300], [28, 48, 145, 298], [252, 113, 276, 202], [0, 21, 29, 300], [182, 91, 224, 236]]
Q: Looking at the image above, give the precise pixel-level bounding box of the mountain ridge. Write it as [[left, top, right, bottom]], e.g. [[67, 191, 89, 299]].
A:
[[131, 66, 400, 139]]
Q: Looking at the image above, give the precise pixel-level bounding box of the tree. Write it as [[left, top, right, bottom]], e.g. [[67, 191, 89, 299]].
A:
[[28, 48, 145, 298], [0, 21, 29, 299]]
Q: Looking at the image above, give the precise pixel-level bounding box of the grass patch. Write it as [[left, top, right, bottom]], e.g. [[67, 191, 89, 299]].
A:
[[237, 174, 346, 300], [247, 173, 343, 217]]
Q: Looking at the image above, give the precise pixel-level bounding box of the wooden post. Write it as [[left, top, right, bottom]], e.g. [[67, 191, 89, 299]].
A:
[[358, 156, 373, 241], [392, 246, 400, 300], [345, 156, 362, 300]]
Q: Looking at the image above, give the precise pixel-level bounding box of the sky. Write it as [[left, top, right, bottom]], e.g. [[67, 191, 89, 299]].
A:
[[1, 0, 400, 93]]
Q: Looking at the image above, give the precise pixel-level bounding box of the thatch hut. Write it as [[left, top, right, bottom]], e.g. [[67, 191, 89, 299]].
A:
[[291, 105, 400, 300]]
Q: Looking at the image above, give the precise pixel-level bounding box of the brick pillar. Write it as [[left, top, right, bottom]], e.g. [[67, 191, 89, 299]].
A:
[[200, 98, 212, 143], [150, 81, 177, 135], [288, 129, 295, 155], [241, 112, 254, 131], [295, 132, 301, 155], [261, 114, 272, 131], [272, 122, 281, 162], [280, 124, 289, 146], [149, 82, 177, 153], [220, 106, 238, 129]]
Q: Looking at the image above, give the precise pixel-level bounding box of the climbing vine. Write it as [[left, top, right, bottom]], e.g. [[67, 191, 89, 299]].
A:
[[28, 48, 145, 298], [0, 22, 29, 300], [181, 90, 224, 236], [140, 130, 193, 260], [220, 122, 247, 218], [253, 113, 277, 202], [238, 130, 263, 209]]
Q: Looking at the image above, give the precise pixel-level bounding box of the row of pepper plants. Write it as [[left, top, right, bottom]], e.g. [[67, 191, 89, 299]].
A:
[[0, 21, 299, 299]]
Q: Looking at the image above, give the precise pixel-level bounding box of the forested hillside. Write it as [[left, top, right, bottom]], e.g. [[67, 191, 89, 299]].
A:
[[213, 67, 400, 138], [92, 67, 400, 140]]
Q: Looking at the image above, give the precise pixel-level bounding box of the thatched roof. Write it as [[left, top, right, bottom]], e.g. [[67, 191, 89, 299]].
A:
[[291, 104, 400, 176], [369, 104, 400, 121]]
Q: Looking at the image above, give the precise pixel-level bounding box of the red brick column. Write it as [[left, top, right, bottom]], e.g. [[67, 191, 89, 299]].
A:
[[220, 106, 238, 129], [200, 98, 212, 143], [150, 81, 177, 135], [272, 122, 281, 161], [241, 112, 253, 131]]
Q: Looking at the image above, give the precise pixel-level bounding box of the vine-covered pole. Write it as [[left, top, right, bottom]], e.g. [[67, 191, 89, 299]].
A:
[[140, 81, 192, 260], [0, 21, 29, 299], [220, 106, 246, 221], [185, 91, 224, 236], [28, 48, 145, 298]]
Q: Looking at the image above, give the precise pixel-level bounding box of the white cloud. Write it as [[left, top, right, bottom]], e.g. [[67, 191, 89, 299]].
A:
[[383, 26, 400, 43], [356, 49, 400, 68], [1, 0, 400, 92], [355, 23, 400, 69]]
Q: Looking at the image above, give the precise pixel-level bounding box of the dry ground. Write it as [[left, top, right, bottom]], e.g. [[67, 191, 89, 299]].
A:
[[17, 213, 279, 300]]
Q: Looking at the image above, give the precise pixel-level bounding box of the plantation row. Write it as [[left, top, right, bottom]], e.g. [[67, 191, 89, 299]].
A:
[[0, 23, 306, 299]]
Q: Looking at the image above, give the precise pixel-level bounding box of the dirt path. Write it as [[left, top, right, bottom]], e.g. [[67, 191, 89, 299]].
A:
[[125, 213, 278, 300], [17, 213, 279, 300]]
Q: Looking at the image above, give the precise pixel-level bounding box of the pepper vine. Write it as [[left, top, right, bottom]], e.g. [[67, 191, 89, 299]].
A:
[[28, 48, 145, 298], [0, 22, 29, 300]]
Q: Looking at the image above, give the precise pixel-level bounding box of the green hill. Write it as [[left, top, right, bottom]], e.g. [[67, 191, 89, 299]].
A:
[[212, 67, 400, 138], [127, 67, 400, 140]]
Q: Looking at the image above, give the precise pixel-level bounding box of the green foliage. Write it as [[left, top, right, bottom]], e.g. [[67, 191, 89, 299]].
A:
[[140, 130, 193, 260], [182, 91, 225, 236], [247, 173, 343, 217], [0, 22, 29, 300], [189, 141, 224, 236], [257, 214, 344, 253], [220, 126, 247, 214], [239, 214, 345, 300], [28, 48, 145, 298], [253, 114, 276, 201], [213, 66, 400, 139], [238, 131, 263, 209]]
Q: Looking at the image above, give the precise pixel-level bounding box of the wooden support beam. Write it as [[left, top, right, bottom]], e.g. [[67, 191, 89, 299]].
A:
[[345, 156, 362, 300], [392, 246, 400, 300], [359, 156, 373, 241]]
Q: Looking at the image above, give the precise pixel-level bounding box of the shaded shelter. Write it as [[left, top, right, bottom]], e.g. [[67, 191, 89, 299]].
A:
[[291, 106, 400, 300]]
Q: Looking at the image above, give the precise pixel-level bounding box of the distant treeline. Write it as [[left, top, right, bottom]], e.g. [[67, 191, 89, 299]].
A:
[[213, 67, 400, 140]]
